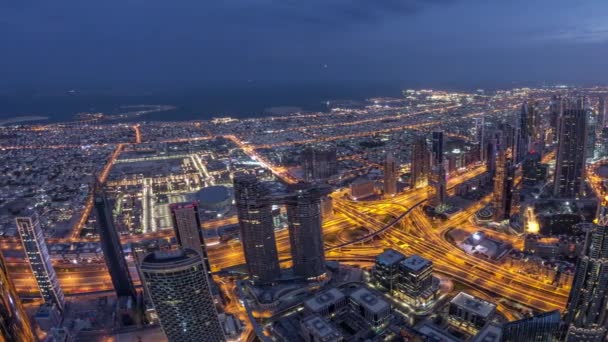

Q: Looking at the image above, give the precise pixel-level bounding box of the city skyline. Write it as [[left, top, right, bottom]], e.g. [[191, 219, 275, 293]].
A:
[[2, 3, 608, 337]]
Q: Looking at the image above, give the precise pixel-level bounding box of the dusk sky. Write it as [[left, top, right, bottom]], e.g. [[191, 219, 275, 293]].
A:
[[1, 0, 608, 89]]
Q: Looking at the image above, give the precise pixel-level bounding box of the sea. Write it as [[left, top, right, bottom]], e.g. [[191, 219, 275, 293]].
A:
[[0, 80, 532, 124]]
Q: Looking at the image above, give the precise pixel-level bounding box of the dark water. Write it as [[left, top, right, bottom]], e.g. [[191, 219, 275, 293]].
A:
[[0, 82, 411, 123], [0, 80, 540, 123]]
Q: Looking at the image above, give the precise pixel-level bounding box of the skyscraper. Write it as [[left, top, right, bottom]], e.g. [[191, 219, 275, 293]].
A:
[[473, 117, 486, 162], [502, 310, 561, 342], [284, 184, 329, 279], [169, 202, 211, 275], [549, 95, 561, 143], [563, 199, 608, 341], [598, 96, 606, 132], [233, 174, 281, 283], [516, 101, 532, 162], [553, 97, 588, 198], [0, 252, 36, 341], [428, 131, 446, 207], [94, 189, 137, 299], [383, 151, 397, 197], [141, 249, 225, 342], [410, 135, 430, 189], [301, 144, 338, 183], [492, 149, 515, 221], [15, 210, 65, 311]]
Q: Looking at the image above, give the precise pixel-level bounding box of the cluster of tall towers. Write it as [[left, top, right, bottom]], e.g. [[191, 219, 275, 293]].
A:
[[234, 174, 329, 283], [408, 131, 445, 207]]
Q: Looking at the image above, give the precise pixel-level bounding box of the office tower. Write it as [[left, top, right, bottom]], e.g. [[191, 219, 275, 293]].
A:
[[502, 310, 561, 342], [587, 108, 598, 160], [549, 95, 561, 142], [373, 249, 406, 293], [599, 127, 608, 158], [0, 252, 36, 341], [517, 101, 532, 162], [169, 202, 211, 275], [492, 149, 514, 221], [498, 123, 517, 160], [383, 151, 397, 197], [553, 97, 588, 198], [397, 255, 433, 298], [285, 184, 328, 279], [233, 174, 281, 283], [94, 190, 137, 299], [563, 199, 608, 341], [411, 135, 430, 189], [428, 131, 446, 207], [141, 249, 225, 342], [522, 152, 548, 186], [15, 211, 65, 311], [448, 292, 496, 331], [473, 117, 485, 161], [599, 96, 606, 131], [301, 144, 338, 182]]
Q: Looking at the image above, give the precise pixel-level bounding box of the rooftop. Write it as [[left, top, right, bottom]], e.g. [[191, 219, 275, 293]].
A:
[[400, 255, 432, 273], [376, 249, 406, 266], [472, 323, 502, 342], [450, 292, 496, 318], [300, 315, 342, 340], [304, 288, 346, 313], [349, 288, 390, 314]]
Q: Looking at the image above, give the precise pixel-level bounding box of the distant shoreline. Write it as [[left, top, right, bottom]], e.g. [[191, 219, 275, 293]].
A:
[[0, 116, 49, 126]]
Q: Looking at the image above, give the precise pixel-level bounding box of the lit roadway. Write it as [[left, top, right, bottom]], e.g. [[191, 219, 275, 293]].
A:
[[330, 169, 569, 312]]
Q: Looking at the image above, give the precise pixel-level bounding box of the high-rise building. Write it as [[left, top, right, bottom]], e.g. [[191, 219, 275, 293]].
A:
[[373, 249, 406, 293], [492, 149, 515, 221], [587, 108, 598, 160], [397, 255, 433, 298], [502, 310, 560, 342], [549, 95, 561, 143], [383, 151, 397, 197], [563, 199, 608, 341], [94, 190, 137, 299], [411, 135, 430, 189], [0, 252, 36, 341], [301, 144, 338, 183], [15, 211, 65, 311], [169, 202, 211, 275], [598, 96, 606, 131], [233, 174, 281, 283], [473, 117, 486, 162], [553, 97, 588, 198], [428, 131, 446, 207], [141, 249, 225, 342], [285, 184, 328, 280], [516, 101, 532, 162]]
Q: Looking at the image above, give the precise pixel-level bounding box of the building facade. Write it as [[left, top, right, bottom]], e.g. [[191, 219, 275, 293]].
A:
[[170, 202, 212, 275], [428, 131, 447, 207], [141, 249, 225, 342], [233, 174, 281, 283], [94, 191, 137, 299], [0, 252, 36, 341], [563, 200, 608, 341], [15, 211, 65, 311], [383, 151, 397, 197], [302, 144, 338, 183], [553, 97, 588, 198], [411, 135, 430, 189], [285, 184, 328, 279], [492, 149, 515, 221]]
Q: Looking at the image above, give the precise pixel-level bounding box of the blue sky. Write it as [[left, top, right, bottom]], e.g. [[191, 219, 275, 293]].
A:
[[1, 0, 607, 89]]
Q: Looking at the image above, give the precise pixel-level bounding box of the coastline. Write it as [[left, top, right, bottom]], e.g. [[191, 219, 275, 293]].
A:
[[0, 116, 50, 126]]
